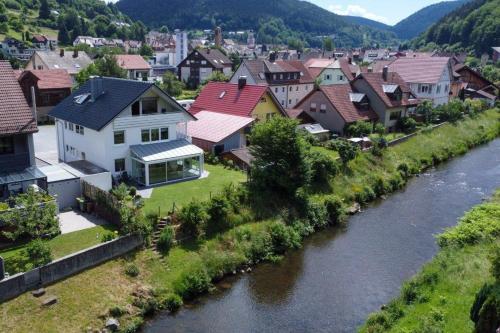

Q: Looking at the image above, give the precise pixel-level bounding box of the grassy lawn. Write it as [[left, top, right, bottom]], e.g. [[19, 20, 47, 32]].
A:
[[311, 145, 339, 160], [0, 225, 116, 263], [143, 164, 247, 215], [369, 132, 406, 142]]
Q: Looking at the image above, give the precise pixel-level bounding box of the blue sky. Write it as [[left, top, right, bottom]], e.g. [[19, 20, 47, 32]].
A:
[[310, 0, 449, 25]]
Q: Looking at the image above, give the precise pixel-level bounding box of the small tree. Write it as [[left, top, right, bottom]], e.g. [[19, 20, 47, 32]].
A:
[[161, 71, 184, 97], [335, 140, 359, 166], [95, 55, 127, 78], [323, 37, 333, 51], [157, 226, 175, 254], [2, 188, 59, 241], [139, 44, 153, 57], [249, 117, 312, 197], [178, 201, 208, 239], [25, 239, 53, 268]]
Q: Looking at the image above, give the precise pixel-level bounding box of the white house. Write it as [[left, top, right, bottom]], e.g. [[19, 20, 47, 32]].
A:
[[389, 57, 452, 106], [49, 77, 204, 187], [230, 57, 314, 108]]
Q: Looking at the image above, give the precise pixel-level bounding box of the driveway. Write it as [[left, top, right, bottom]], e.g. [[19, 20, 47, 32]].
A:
[[33, 125, 59, 165], [59, 210, 108, 234]]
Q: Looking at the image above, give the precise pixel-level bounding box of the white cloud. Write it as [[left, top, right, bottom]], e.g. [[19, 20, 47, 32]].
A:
[[328, 4, 389, 24]]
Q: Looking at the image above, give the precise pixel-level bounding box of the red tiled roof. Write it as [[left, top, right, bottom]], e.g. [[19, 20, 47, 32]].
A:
[[187, 111, 254, 143], [190, 82, 271, 117], [388, 57, 450, 84], [0, 61, 37, 135], [32, 34, 47, 43], [355, 72, 419, 108], [320, 84, 378, 123], [115, 55, 151, 70], [19, 69, 73, 90]]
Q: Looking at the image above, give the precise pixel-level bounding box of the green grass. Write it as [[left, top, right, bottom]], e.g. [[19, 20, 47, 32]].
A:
[[0, 9, 58, 41], [0, 225, 117, 262], [359, 189, 500, 333], [143, 164, 247, 215], [0, 109, 499, 333], [311, 145, 340, 160]]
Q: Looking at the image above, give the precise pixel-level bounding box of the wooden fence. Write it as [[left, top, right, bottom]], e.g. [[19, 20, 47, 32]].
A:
[[81, 181, 121, 226]]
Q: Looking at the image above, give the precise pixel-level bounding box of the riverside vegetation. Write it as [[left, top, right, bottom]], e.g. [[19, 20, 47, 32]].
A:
[[360, 188, 500, 333], [0, 107, 499, 333]]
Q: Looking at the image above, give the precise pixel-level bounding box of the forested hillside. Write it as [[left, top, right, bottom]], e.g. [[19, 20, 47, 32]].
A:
[[0, 0, 146, 45], [116, 0, 398, 48], [413, 0, 500, 54]]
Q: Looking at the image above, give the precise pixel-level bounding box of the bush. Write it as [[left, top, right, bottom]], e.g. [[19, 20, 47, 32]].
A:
[[345, 121, 373, 137], [164, 293, 183, 312], [397, 116, 417, 134], [173, 264, 212, 300], [101, 231, 117, 243], [109, 306, 126, 317], [401, 280, 420, 304], [178, 201, 208, 239], [324, 196, 344, 225], [309, 150, 338, 183], [268, 222, 301, 254], [374, 123, 386, 136], [245, 231, 273, 263], [25, 239, 52, 268], [335, 140, 359, 165], [125, 263, 140, 277], [157, 226, 175, 254], [206, 196, 232, 235]]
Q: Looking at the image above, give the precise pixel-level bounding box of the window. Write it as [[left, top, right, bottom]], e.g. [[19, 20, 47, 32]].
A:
[[338, 75, 344, 81], [75, 125, 84, 135], [142, 98, 158, 114], [282, 87, 285, 93], [201, 60, 206, 65], [160, 127, 169, 140], [0, 137, 14, 154], [325, 74, 331, 80], [64, 121, 67, 129], [436, 85, 441, 94], [151, 128, 160, 141], [141, 129, 150, 142], [445, 84, 449, 93], [280, 74, 283, 80], [115, 158, 126, 172], [275, 87, 278, 93], [68, 123, 74, 131], [114, 130, 125, 144], [288, 99, 292, 105], [296, 86, 299, 91], [310, 103, 317, 112], [281, 100, 284, 105], [81, 152, 86, 160], [305, 85, 309, 91], [266, 113, 274, 120], [320, 104, 326, 113], [132, 101, 140, 116], [390, 111, 402, 120], [289, 86, 292, 92]]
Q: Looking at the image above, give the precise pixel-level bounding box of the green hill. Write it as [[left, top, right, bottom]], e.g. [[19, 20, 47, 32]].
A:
[[0, 0, 146, 45], [413, 0, 500, 54], [116, 0, 398, 48]]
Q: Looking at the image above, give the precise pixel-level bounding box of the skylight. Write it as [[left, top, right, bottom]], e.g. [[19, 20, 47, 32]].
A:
[[219, 91, 226, 99], [74, 93, 91, 104]]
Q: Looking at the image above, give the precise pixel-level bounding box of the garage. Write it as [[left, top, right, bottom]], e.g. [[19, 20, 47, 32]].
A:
[[38, 165, 81, 210]]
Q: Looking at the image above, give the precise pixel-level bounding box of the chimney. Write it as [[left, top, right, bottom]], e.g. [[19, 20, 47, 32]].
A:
[[90, 76, 104, 102], [30, 86, 37, 121], [73, 49, 78, 58], [382, 66, 389, 81], [269, 51, 276, 63], [238, 76, 247, 90], [60, 49, 64, 57], [348, 57, 352, 64]]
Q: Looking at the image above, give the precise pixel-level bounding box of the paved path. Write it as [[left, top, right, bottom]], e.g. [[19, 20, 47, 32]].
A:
[[59, 210, 108, 234]]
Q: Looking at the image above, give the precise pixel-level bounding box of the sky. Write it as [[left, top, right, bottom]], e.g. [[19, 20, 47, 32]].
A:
[[310, 0, 449, 25]]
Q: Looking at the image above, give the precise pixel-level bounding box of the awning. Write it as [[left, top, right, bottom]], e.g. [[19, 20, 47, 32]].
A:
[[0, 166, 47, 185], [130, 139, 203, 163]]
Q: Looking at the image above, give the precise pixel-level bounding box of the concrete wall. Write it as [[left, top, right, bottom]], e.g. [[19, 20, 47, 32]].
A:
[[0, 234, 143, 303]]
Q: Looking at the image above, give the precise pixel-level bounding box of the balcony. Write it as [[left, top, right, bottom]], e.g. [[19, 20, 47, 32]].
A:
[[113, 112, 187, 131]]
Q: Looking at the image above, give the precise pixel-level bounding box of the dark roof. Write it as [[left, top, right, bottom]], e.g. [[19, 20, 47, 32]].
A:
[[354, 72, 419, 108], [0, 61, 37, 135], [49, 77, 189, 131], [238, 59, 314, 84], [319, 84, 377, 123], [194, 49, 231, 69]]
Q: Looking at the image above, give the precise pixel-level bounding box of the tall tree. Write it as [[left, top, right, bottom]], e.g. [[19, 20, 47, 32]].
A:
[[58, 24, 70, 44], [38, 0, 50, 19]]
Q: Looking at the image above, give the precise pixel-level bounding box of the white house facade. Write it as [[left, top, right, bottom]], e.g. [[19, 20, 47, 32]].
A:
[[50, 77, 204, 187]]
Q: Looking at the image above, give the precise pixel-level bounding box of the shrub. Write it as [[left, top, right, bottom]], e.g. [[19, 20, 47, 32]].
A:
[[206, 196, 232, 235], [374, 123, 386, 136], [324, 196, 344, 225], [345, 120, 373, 137], [120, 317, 144, 333], [401, 280, 419, 304], [306, 199, 328, 229], [125, 263, 140, 277], [373, 177, 389, 196], [164, 293, 183, 312], [101, 231, 117, 243], [366, 312, 391, 330], [178, 201, 208, 239], [397, 116, 417, 134], [245, 231, 273, 263], [109, 306, 126, 317], [268, 222, 301, 254], [157, 226, 175, 254], [397, 163, 410, 179], [335, 140, 359, 165], [309, 150, 338, 182], [173, 264, 212, 300], [25, 239, 52, 268], [129, 186, 137, 196]]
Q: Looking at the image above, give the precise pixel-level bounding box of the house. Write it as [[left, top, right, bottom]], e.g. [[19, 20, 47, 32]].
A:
[[124, 40, 142, 53], [26, 50, 93, 82], [388, 57, 452, 106], [492, 47, 500, 63], [295, 84, 378, 135], [49, 77, 204, 187], [177, 48, 232, 87], [115, 55, 152, 81], [31, 34, 56, 50], [0, 38, 35, 61], [190, 79, 287, 121], [187, 111, 254, 154], [362, 49, 390, 63], [352, 68, 420, 130], [305, 58, 359, 85], [17, 69, 73, 122], [452, 64, 499, 97], [0, 61, 47, 200], [230, 56, 315, 108]]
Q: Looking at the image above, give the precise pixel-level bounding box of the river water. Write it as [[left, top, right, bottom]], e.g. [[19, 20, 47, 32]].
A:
[[145, 139, 500, 333]]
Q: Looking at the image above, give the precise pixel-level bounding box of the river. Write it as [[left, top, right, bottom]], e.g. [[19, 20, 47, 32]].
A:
[[145, 139, 500, 333]]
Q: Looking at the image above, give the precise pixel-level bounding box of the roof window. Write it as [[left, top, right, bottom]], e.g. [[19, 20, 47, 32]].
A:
[[219, 91, 226, 99], [74, 93, 91, 104]]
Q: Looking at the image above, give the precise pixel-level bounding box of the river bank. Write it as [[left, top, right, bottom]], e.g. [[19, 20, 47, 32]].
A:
[[360, 188, 500, 333], [1, 109, 499, 332]]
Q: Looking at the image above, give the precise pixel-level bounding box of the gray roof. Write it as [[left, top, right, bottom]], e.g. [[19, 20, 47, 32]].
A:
[[33, 50, 92, 75], [130, 140, 203, 162]]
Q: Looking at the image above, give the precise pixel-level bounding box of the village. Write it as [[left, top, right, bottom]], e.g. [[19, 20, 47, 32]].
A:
[[0, 18, 500, 333]]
